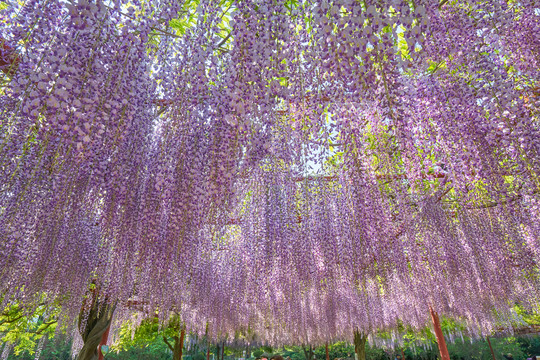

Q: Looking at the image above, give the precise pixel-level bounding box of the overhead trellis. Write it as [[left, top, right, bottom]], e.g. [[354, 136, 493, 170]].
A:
[[0, 0, 539, 347]]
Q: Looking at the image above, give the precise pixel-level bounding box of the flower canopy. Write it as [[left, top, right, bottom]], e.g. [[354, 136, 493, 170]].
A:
[[0, 0, 539, 344]]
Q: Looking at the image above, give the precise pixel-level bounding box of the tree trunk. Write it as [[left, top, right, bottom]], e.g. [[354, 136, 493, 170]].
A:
[[1, 342, 13, 360], [429, 306, 450, 360], [486, 337, 496, 360], [172, 327, 186, 360], [76, 300, 115, 360], [302, 345, 313, 360], [353, 330, 367, 360], [207, 347, 210, 360], [221, 341, 225, 360], [97, 324, 111, 360], [325, 343, 329, 360]]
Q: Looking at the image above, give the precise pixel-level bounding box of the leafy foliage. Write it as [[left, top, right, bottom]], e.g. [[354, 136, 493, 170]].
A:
[[0, 301, 61, 356]]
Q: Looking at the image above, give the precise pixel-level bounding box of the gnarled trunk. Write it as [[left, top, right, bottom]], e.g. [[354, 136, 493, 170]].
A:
[[76, 300, 115, 360], [353, 330, 367, 360]]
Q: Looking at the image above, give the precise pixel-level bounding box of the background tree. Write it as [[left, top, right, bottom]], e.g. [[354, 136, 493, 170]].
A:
[[0, 299, 61, 358], [111, 313, 187, 360]]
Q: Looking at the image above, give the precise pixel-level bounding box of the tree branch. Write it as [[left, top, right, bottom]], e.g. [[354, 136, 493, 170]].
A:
[[35, 320, 57, 335], [438, 0, 451, 8], [102, 4, 184, 38], [215, 30, 232, 49], [0, 315, 24, 325], [163, 336, 175, 352], [218, 2, 234, 21]]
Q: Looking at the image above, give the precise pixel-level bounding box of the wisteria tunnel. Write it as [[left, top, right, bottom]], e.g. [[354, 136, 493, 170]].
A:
[[0, 0, 539, 360]]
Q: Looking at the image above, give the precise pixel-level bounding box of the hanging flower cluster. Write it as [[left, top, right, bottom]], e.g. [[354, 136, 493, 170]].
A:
[[0, 0, 539, 345]]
